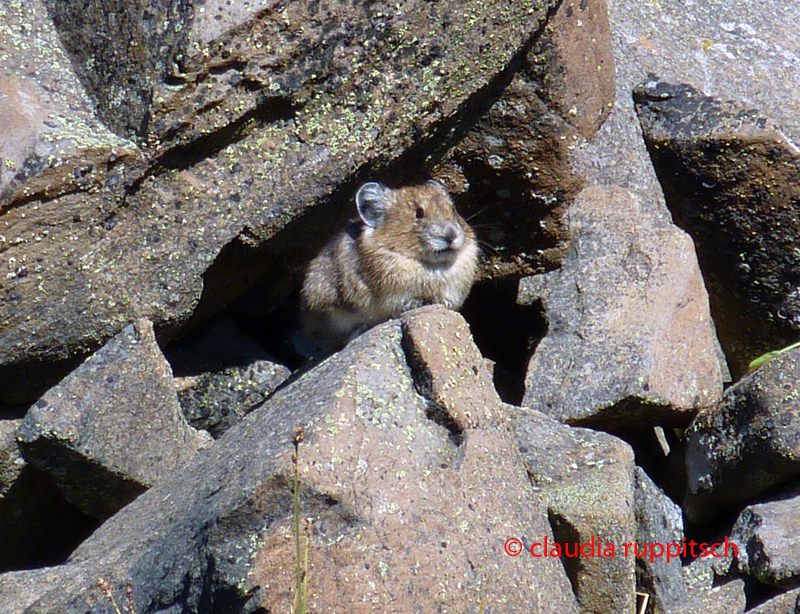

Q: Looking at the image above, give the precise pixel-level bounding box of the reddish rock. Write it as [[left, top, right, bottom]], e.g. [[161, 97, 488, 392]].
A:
[[1, 309, 579, 613]]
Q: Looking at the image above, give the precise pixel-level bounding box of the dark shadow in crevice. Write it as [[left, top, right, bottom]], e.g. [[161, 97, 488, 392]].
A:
[[0, 466, 98, 573], [461, 279, 547, 406]]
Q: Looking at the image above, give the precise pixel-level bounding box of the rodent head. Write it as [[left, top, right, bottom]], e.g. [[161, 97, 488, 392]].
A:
[[355, 181, 474, 267]]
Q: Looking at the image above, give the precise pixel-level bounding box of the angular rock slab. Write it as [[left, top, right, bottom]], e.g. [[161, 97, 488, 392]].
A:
[[682, 557, 746, 614], [635, 80, 800, 376], [634, 467, 688, 614], [730, 489, 800, 587], [520, 185, 724, 429], [0, 0, 138, 205], [571, 0, 800, 218], [17, 319, 210, 520], [685, 346, 800, 523], [440, 0, 615, 279], [6, 309, 579, 613], [513, 407, 636, 614]]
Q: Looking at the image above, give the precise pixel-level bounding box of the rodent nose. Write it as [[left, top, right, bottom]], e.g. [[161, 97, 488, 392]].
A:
[[444, 223, 464, 249]]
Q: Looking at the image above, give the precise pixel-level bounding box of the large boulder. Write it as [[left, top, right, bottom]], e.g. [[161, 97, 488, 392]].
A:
[[685, 346, 800, 523], [520, 185, 724, 429], [635, 80, 800, 376], [1, 307, 580, 613]]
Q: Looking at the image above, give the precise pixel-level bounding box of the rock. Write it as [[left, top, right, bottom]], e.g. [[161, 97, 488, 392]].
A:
[[526, 0, 615, 140], [747, 588, 800, 614], [170, 318, 291, 437], [440, 0, 615, 280], [572, 0, 800, 214], [0, 0, 139, 206], [41, 0, 191, 141], [635, 80, 800, 377], [730, 488, 800, 587], [401, 305, 502, 430], [0, 0, 559, 404], [0, 566, 73, 614], [177, 358, 290, 438], [17, 319, 211, 520], [520, 185, 724, 429], [682, 557, 747, 614], [513, 406, 636, 614], [634, 467, 688, 614], [3, 308, 579, 613], [0, 419, 24, 497], [685, 346, 800, 523]]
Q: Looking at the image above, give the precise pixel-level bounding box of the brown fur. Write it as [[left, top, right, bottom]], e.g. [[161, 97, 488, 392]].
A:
[[301, 181, 479, 352]]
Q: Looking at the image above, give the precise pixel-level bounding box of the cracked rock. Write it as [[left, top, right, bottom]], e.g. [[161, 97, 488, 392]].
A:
[[17, 319, 211, 520]]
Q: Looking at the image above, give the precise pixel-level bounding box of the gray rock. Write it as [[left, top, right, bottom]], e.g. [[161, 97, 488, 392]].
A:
[[178, 358, 290, 438], [513, 406, 636, 614], [41, 0, 191, 141], [634, 467, 688, 614], [730, 488, 800, 587], [0, 419, 24, 498], [439, 0, 615, 279], [572, 0, 800, 215], [3, 308, 579, 613], [17, 319, 211, 520], [520, 185, 724, 429], [747, 588, 800, 614], [0, 567, 73, 614], [635, 80, 800, 377], [685, 346, 800, 523], [0, 0, 139, 206]]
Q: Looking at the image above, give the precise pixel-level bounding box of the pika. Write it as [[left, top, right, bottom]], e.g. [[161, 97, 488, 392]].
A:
[[300, 180, 479, 353]]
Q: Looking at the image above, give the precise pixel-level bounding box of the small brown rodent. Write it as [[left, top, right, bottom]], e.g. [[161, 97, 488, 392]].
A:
[[300, 180, 479, 353]]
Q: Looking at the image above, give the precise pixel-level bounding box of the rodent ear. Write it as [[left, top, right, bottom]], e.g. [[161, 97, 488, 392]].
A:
[[427, 179, 449, 196], [356, 182, 390, 227]]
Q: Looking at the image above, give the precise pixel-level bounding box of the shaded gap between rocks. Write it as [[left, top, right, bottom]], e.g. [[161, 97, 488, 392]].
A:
[[461, 279, 547, 406], [546, 509, 582, 598]]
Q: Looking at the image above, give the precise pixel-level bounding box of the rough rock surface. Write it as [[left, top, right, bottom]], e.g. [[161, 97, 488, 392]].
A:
[[177, 358, 290, 437], [572, 0, 800, 212], [17, 319, 211, 520], [748, 588, 800, 614], [0, 0, 558, 404], [730, 488, 800, 587], [685, 346, 800, 523], [682, 558, 747, 614], [634, 467, 688, 614], [2, 308, 580, 613], [40, 0, 192, 141], [514, 407, 636, 614], [635, 80, 800, 376], [520, 185, 723, 429], [439, 0, 615, 279]]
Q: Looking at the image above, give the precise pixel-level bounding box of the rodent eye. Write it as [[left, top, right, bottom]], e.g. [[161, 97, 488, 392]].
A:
[[415, 207, 425, 219]]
